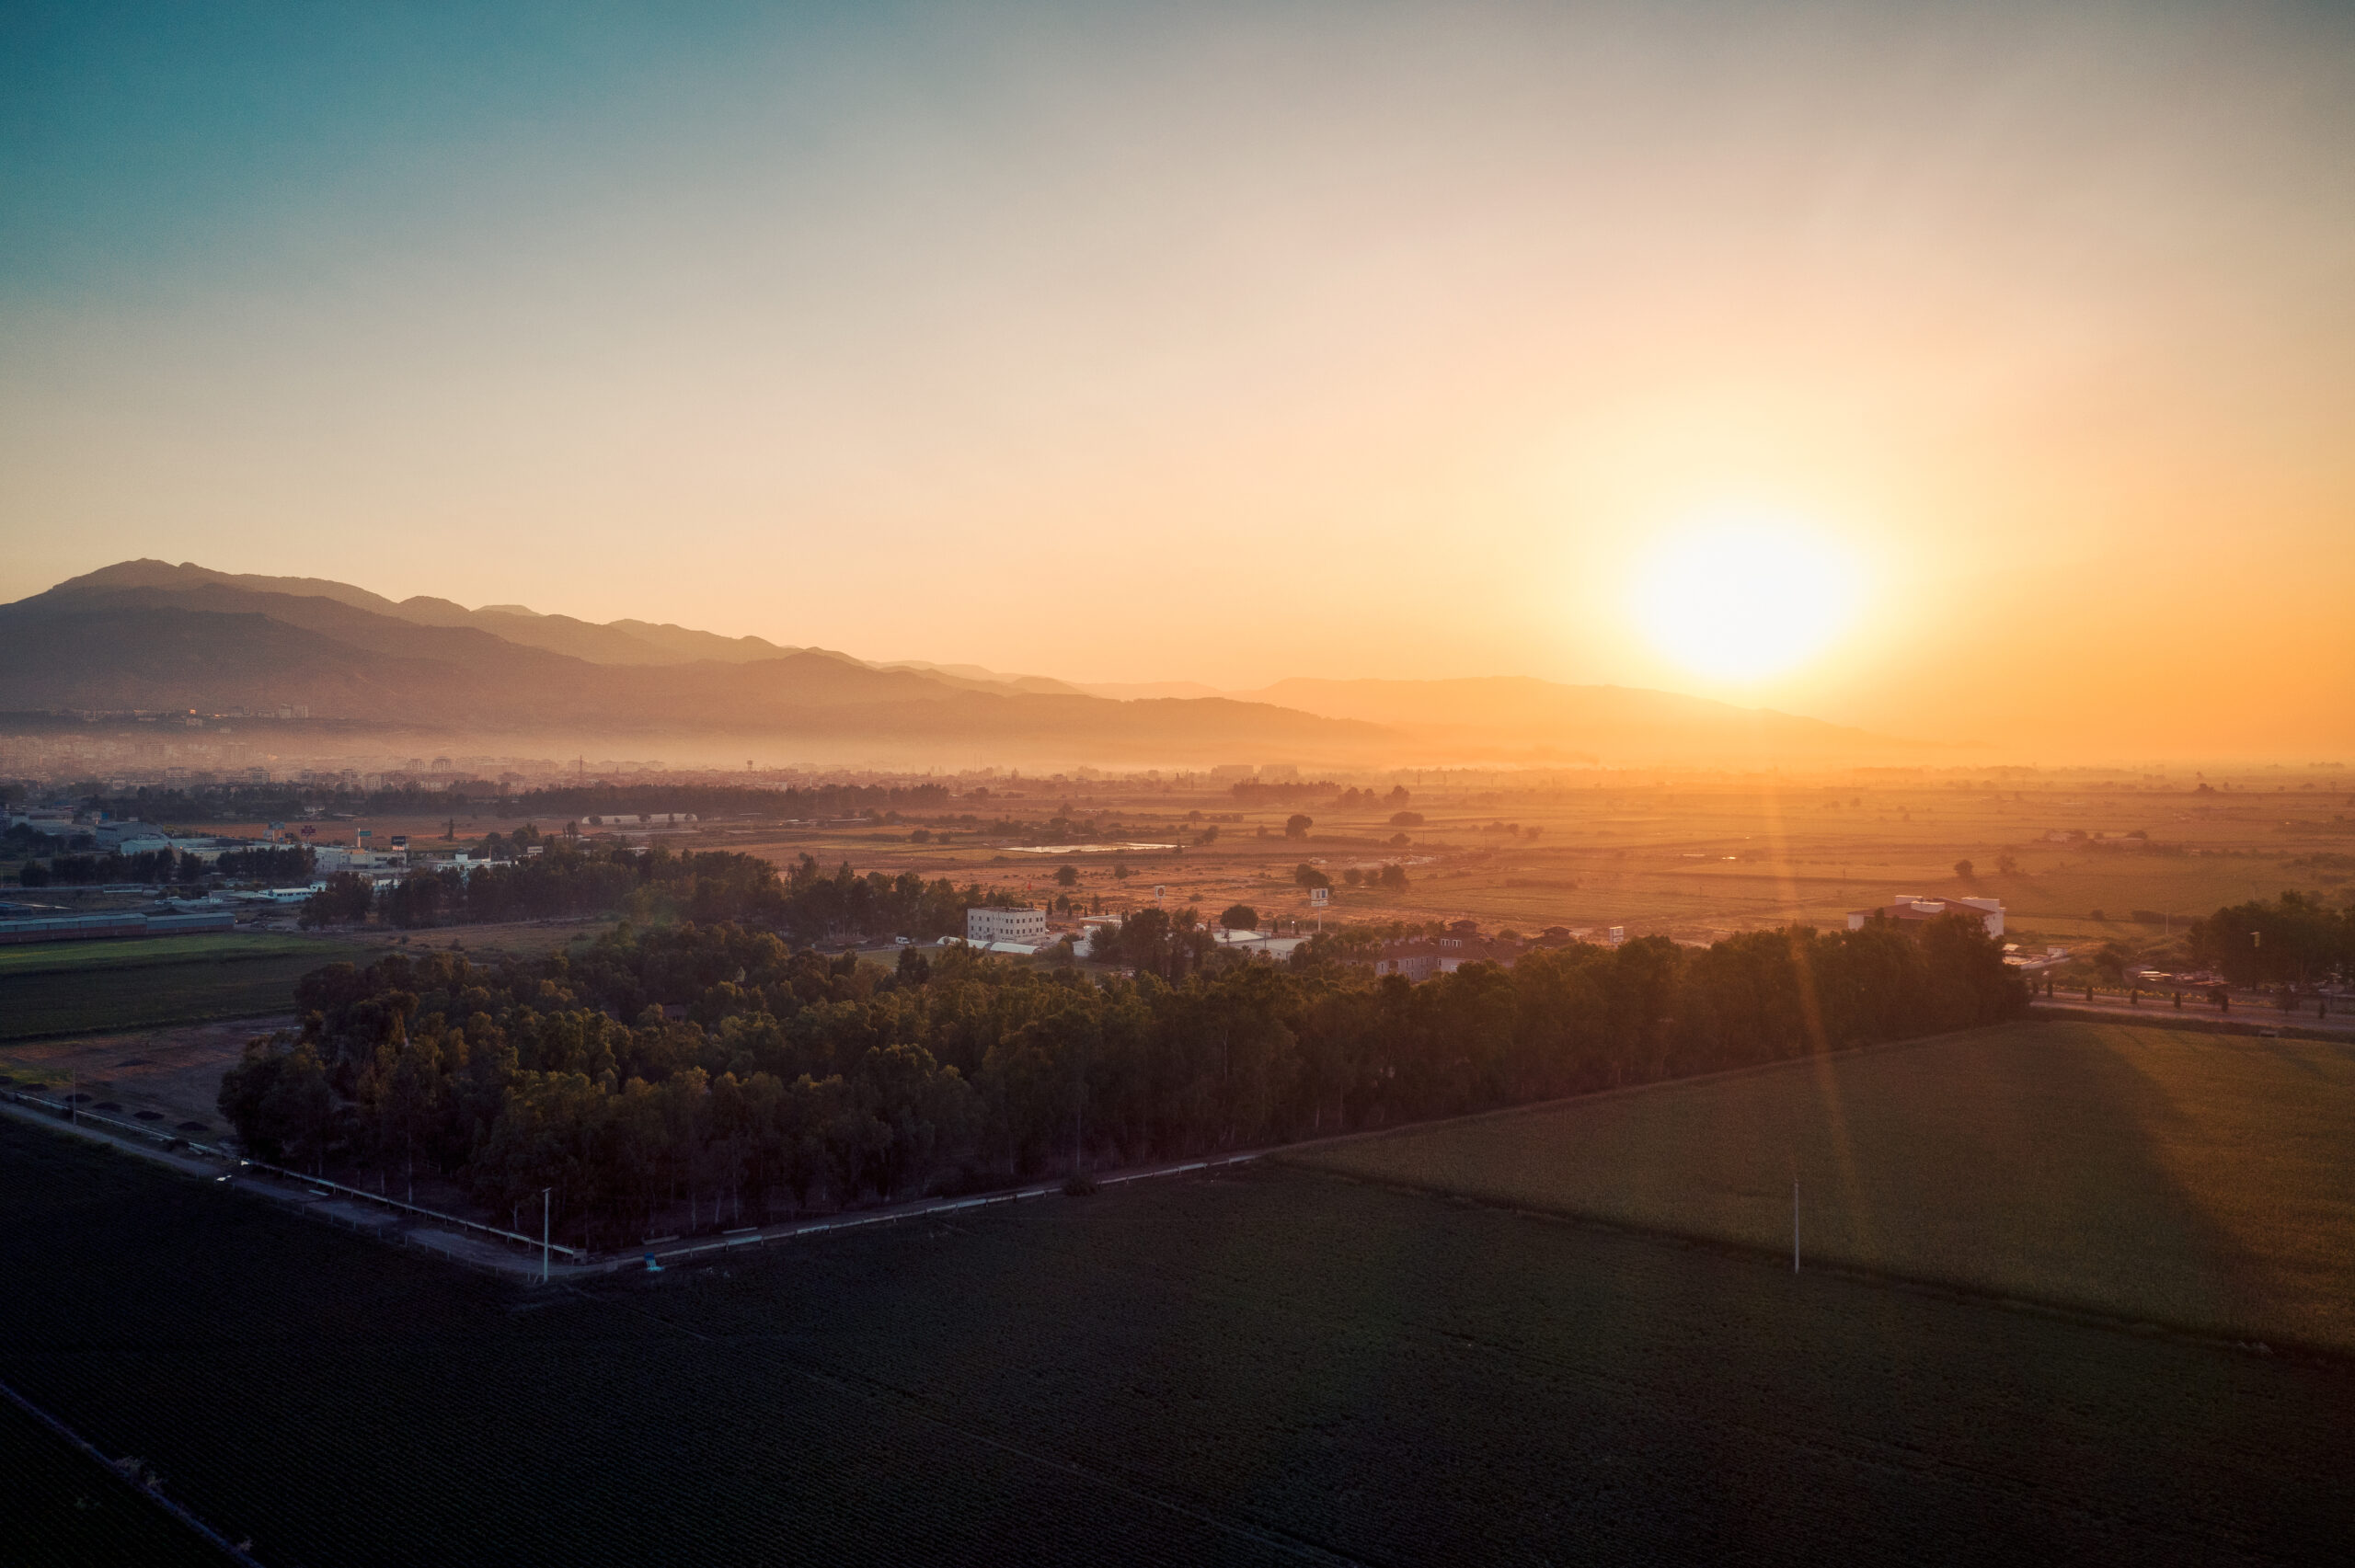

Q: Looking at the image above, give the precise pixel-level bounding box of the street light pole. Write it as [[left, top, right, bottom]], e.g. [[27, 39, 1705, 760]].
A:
[[541, 1187, 551, 1285], [1792, 1175, 1800, 1274]]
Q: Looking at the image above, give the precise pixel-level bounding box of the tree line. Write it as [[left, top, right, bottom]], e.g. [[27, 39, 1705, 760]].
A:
[[56, 779, 957, 824], [12, 842, 316, 887], [219, 902, 2024, 1249], [2188, 892, 2354, 987], [301, 840, 1021, 942]]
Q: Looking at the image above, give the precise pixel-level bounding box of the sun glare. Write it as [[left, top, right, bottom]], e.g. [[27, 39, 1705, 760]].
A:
[[1631, 515, 1864, 683]]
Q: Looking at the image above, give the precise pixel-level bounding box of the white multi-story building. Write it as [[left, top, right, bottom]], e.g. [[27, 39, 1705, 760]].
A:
[[967, 907, 1047, 945]]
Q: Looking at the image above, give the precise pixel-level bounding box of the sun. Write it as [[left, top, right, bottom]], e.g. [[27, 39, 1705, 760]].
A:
[[1631, 513, 1864, 682]]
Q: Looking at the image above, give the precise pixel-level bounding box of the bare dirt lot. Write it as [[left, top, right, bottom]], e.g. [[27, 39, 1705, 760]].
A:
[[0, 1014, 288, 1135]]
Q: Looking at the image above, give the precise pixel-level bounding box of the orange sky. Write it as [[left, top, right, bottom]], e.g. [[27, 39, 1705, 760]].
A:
[[3, 2, 2350, 758]]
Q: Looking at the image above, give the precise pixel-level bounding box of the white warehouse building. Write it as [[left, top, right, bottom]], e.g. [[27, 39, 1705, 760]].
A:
[[967, 906, 1048, 945]]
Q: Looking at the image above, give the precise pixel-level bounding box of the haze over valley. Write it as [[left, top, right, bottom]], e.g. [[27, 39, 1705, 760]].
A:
[[0, 559, 1931, 773], [5, 6, 2351, 1566]]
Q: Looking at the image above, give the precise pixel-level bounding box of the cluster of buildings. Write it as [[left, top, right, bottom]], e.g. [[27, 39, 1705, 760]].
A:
[[1372, 923, 1544, 981], [1844, 895, 2005, 938]]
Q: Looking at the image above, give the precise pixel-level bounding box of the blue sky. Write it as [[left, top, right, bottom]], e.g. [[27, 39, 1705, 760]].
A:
[[4, 2, 2351, 750]]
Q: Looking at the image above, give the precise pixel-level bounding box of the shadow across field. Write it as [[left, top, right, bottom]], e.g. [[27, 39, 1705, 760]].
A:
[[2, 1117, 2350, 1565], [1286, 1020, 2355, 1355]]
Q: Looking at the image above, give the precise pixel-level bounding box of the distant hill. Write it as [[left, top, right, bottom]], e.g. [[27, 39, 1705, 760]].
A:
[[0, 561, 1928, 763], [0, 562, 1384, 759], [48, 561, 807, 667]]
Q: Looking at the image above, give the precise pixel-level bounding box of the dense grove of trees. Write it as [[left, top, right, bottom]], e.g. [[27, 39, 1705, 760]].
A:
[[213, 845, 316, 881], [2188, 892, 2355, 987], [219, 907, 2023, 1248], [68, 784, 314, 824], [301, 841, 1020, 941]]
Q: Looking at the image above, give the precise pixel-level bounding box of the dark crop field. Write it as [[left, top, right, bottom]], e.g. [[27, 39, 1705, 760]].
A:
[[0, 1392, 234, 1566], [3, 1117, 2349, 1566]]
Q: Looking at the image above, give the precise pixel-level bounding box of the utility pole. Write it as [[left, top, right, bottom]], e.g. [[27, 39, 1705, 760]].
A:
[[541, 1187, 552, 1285], [1792, 1175, 1800, 1274]]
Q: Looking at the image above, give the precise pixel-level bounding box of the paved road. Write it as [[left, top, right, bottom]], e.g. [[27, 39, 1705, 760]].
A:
[[2029, 998, 2355, 1039], [0, 1093, 1269, 1283]]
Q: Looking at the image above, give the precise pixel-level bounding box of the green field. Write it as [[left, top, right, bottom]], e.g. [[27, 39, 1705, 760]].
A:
[[0, 933, 333, 977], [1287, 1019, 2355, 1353], [2, 1119, 2348, 1564], [0, 943, 359, 1040]]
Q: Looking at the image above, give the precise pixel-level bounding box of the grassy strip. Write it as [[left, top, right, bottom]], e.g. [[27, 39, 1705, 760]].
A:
[[0, 933, 338, 978]]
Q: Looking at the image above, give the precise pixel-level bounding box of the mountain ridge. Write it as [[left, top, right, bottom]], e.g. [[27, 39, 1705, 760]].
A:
[[4, 562, 1933, 763]]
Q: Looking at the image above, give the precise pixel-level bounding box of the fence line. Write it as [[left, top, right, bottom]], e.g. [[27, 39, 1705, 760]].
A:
[[1, 1378, 264, 1567], [2036, 981, 2338, 1018], [229, 1156, 587, 1260], [633, 1152, 1264, 1269], [0, 1090, 234, 1160]]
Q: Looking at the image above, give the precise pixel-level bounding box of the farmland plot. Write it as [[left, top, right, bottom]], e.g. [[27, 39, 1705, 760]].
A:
[[1288, 1019, 2355, 1353], [0, 942, 360, 1041], [4, 1118, 2350, 1566]]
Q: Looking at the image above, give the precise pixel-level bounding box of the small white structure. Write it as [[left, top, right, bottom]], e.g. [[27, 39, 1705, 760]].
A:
[[1212, 929, 1307, 960], [967, 906, 1047, 945], [1847, 895, 2005, 938]]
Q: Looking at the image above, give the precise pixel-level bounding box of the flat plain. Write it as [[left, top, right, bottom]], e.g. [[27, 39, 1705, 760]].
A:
[[3, 1116, 2349, 1565], [153, 769, 2355, 955], [1288, 1018, 2355, 1353]]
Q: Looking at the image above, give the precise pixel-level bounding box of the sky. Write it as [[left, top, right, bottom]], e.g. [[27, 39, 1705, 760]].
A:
[[3, 1, 2351, 757]]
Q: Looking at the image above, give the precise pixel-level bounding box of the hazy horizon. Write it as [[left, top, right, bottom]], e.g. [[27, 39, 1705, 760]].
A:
[[6, 2, 2352, 759]]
